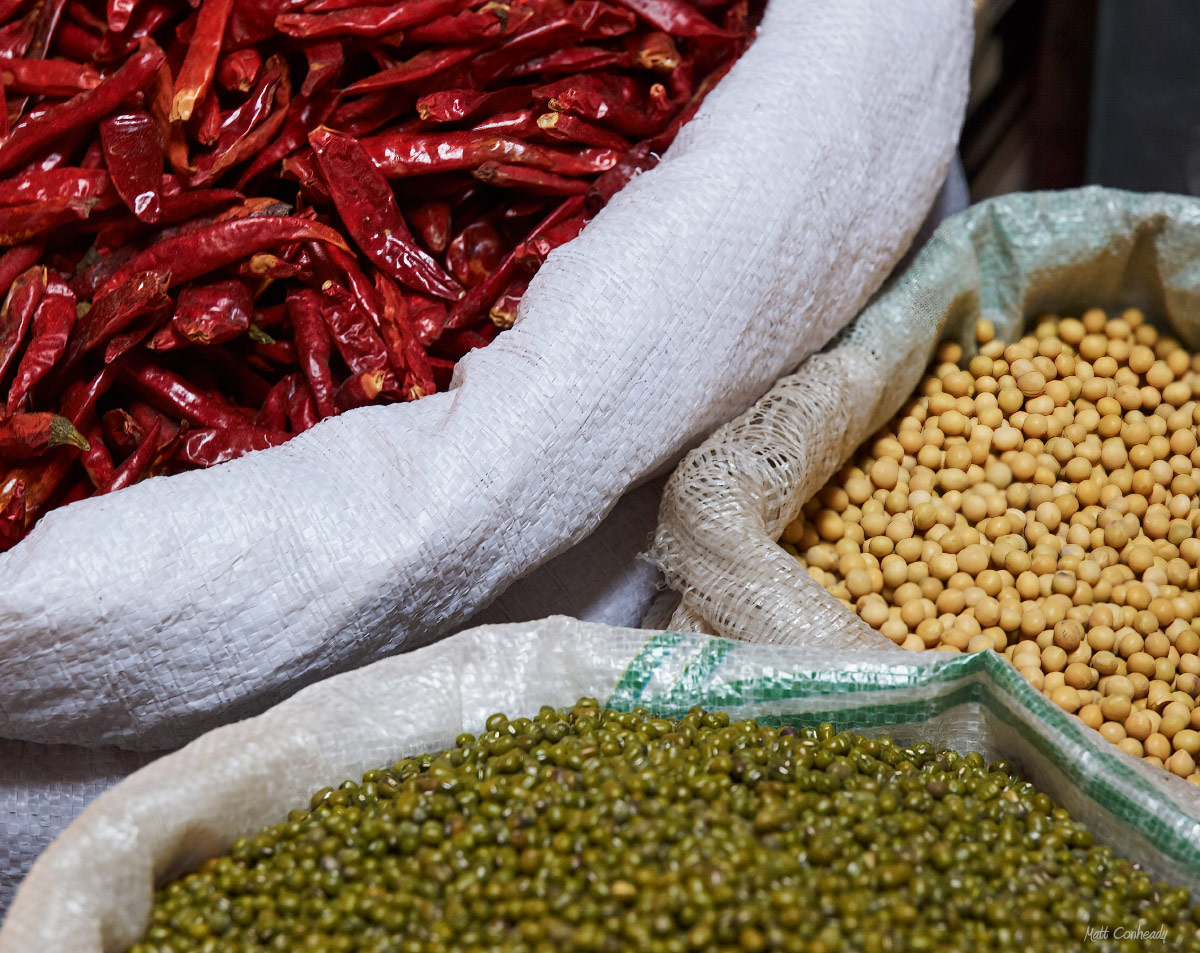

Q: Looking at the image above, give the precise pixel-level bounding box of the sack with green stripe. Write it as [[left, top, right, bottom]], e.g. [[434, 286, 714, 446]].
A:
[[3, 618, 1198, 952]]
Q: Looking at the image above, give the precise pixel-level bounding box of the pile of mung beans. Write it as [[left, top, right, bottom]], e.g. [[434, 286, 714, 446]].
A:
[[782, 309, 1200, 782], [130, 700, 1200, 953]]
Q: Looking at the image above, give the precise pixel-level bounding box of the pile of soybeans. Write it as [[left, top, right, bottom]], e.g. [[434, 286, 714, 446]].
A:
[[782, 309, 1200, 783]]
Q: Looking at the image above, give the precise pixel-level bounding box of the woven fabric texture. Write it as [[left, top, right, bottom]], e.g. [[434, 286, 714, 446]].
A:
[[3, 620, 1199, 953], [0, 0, 970, 753]]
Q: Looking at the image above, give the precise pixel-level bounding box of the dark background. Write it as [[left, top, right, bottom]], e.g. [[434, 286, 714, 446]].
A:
[[965, 0, 1200, 199]]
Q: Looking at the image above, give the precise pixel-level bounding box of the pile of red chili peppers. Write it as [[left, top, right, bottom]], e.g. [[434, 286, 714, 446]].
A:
[[0, 0, 759, 552]]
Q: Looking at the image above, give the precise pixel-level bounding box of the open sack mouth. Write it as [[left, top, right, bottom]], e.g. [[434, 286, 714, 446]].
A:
[[3, 623, 1199, 953]]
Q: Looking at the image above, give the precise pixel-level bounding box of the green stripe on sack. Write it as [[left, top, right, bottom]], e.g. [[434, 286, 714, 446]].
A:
[[606, 633, 1200, 874], [607, 631, 681, 711], [655, 638, 736, 710]]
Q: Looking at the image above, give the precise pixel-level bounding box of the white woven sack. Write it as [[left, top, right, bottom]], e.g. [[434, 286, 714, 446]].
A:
[[649, 187, 1200, 644], [5, 618, 1200, 952], [0, 165, 974, 917], [0, 0, 971, 752]]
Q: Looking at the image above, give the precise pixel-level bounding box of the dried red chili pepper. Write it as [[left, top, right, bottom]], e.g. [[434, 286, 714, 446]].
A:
[[99, 108, 164, 222], [583, 60, 731, 212], [247, 337, 298, 369], [433, 324, 498, 361], [489, 273, 529, 328], [170, 0, 235, 122], [325, 90, 415, 140], [63, 363, 121, 426], [279, 150, 331, 203], [0, 412, 89, 460], [470, 107, 541, 138], [0, 0, 25, 26], [415, 84, 534, 123], [408, 199, 452, 254], [535, 111, 631, 150], [361, 130, 620, 178], [445, 219, 506, 287], [344, 42, 484, 94], [192, 54, 291, 185], [474, 160, 589, 195], [122, 353, 253, 430], [102, 304, 171, 364], [27, 0, 69, 57], [278, 0, 474, 38], [94, 416, 162, 494], [93, 182, 244, 248], [99, 215, 349, 295], [0, 479, 25, 550], [237, 88, 338, 186], [54, 17, 103, 59], [370, 273, 410, 380], [218, 46, 263, 91], [539, 72, 671, 136], [0, 39, 164, 176], [0, 168, 114, 206], [611, 0, 731, 37], [0, 195, 102, 243], [6, 291, 76, 413], [171, 280, 253, 345], [627, 30, 680, 72], [192, 87, 225, 148], [80, 419, 116, 486], [65, 1, 109, 30], [287, 287, 336, 419], [469, 1, 636, 82], [67, 269, 170, 363], [0, 57, 102, 95], [304, 242, 385, 322], [298, 39, 342, 96], [310, 126, 462, 301], [319, 280, 397, 383], [409, 299, 446, 347], [0, 245, 42, 299], [107, 0, 143, 34], [235, 252, 306, 280], [284, 372, 318, 431], [144, 322, 187, 352], [0, 12, 35, 59], [300, 0, 390, 11], [408, 7, 508, 44], [0, 265, 46, 385], [128, 400, 181, 453], [255, 376, 290, 431], [176, 426, 288, 466], [447, 194, 583, 328], [102, 407, 143, 457], [510, 46, 628, 76], [334, 368, 388, 411], [513, 214, 587, 267]]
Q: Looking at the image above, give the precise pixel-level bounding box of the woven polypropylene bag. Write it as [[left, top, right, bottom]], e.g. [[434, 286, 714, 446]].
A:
[[0, 0, 969, 754], [649, 187, 1200, 643], [3, 618, 1199, 953]]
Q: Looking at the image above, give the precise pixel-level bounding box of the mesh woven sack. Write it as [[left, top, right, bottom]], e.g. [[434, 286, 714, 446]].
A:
[[0, 0, 970, 756], [649, 187, 1200, 644], [2, 618, 1199, 953]]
